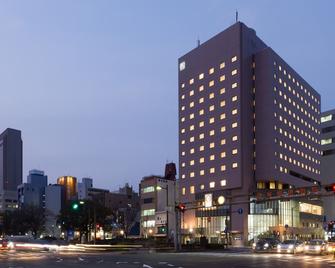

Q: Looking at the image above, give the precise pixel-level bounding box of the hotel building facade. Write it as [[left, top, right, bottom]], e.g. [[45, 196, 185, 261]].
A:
[[178, 22, 323, 245]]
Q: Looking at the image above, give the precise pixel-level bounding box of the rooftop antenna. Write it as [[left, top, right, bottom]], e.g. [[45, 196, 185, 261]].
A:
[[197, 36, 201, 47], [235, 10, 238, 22]]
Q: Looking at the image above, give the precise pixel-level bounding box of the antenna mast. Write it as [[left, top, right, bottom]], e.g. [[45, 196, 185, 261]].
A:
[[236, 10, 238, 22]]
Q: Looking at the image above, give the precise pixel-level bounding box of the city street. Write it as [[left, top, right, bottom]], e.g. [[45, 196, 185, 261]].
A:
[[1, 250, 335, 268]]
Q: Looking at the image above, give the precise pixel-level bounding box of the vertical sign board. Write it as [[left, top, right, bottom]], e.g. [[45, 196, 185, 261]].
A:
[[204, 193, 213, 208]]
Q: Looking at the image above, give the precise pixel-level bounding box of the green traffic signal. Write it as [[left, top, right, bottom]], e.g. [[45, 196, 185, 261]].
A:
[[72, 203, 79, 210]]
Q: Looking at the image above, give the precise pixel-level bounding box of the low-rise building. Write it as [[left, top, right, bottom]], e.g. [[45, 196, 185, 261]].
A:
[[140, 163, 177, 240]]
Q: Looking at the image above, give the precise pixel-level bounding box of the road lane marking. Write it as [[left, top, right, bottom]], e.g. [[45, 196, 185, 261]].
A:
[[143, 265, 153, 268]]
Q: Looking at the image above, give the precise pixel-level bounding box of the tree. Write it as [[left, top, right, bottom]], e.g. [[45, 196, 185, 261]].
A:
[[2, 205, 45, 237]]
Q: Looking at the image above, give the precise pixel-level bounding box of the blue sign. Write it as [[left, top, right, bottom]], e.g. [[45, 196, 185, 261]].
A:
[[237, 208, 243, 214]]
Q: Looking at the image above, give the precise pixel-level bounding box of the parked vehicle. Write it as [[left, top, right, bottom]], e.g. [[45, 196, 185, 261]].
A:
[[252, 238, 281, 252], [277, 239, 305, 254], [0, 238, 8, 249], [328, 237, 335, 253], [304, 239, 329, 255]]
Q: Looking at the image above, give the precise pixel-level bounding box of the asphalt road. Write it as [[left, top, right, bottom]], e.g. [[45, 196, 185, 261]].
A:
[[1, 250, 335, 268]]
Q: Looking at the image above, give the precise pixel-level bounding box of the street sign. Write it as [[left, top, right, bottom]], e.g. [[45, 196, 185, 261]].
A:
[[205, 193, 213, 208], [237, 208, 243, 214]]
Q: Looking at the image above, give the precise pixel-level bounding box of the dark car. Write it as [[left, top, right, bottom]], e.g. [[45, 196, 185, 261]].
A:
[[252, 238, 281, 252]]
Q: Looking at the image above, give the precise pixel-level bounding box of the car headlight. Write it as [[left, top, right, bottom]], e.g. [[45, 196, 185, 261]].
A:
[[305, 246, 309, 251], [252, 243, 256, 248], [264, 243, 269, 248], [277, 245, 281, 249], [315, 246, 321, 251], [8, 242, 14, 249], [288, 245, 294, 249], [328, 246, 333, 252]]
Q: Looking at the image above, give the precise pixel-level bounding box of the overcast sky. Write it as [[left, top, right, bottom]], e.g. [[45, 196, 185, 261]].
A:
[[0, 0, 334, 191]]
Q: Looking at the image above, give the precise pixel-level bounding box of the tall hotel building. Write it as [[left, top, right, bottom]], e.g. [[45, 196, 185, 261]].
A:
[[178, 22, 322, 245]]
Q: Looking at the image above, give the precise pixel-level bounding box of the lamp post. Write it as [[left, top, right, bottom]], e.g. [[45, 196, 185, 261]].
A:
[[156, 184, 169, 243]]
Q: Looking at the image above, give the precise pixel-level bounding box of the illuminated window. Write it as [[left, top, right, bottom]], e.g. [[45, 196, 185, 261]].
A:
[[190, 148, 195, 154], [231, 56, 237, 62], [209, 117, 215, 124], [189, 113, 194, 119], [210, 168, 215, 174], [321, 138, 332, 145], [232, 109, 238, 115], [221, 126, 226, 132], [189, 78, 194, 85], [221, 152, 226, 158], [181, 106, 185, 111], [199, 121, 204, 127], [220, 75, 225, 82], [181, 140, 185, 145], [190, 186, 195, 194], [181, 94, 185, 100], [210, 130, 215, 136], [220, 62, 225, 69], [209, 142, 215, 148], [220, 180, 226, 186], [269, 182, 276, 189], [220, 88, 225, 94], [209, 67, 214, 74], [190, 125, 194, 131], [232, 82, 238, 89], [199, 73, 204, 80], [232, 96, 238, 102], [210, 155, 215, 161], [190, 137, 194, 142], [232, 149, 238, 155], [190, 172, 195, 178], [221, 165, 226, 171], [232, 136, 238, 141], [232, 122, 238, 128], [220, 113, 226, 120], [181, 117, 185, 122], [209, 182, 215, 188], [209, 105, 215, 111], [200, 184, 205, 190], [209, 80, 215, 87], [231, 69, 238, 76], [200, 157, 205, 163], [199, 145, 204, 151], [190, 159, 195, 165], [181, 83, 185, 89], [200, 170, 205, 176], [257, 182, 265, 189], [321, 114, 332, 123], [232, 162, 238, 168], [220, 101, 226, 107], [190, 102, 194, 108], [182, 187, 186, 195], [209, 93, 214, 99], [181, 128, 185, 134], [221, 139, 226, 145], [199, 85, 204, 92], [199, 133, 204, 139], [181, 151, 185, 156], [199, 97, 204, 104], [199, 109, 204, 115]]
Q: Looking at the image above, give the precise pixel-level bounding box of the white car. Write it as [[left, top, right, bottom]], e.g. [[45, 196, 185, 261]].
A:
[[277, 240, 305, 254], [304, 239, 329, 255]]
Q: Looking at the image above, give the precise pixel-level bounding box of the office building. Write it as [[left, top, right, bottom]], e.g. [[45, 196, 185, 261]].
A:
[[178, 22, 322, 245], [78, 177, 93, 200], [18, 169, 48, 208], [44, 184, 65, 237], [57, 176, 77, 201], [140, 163, 176, 240], [0, 128, 23, 211], [320, 109, 335, 223]]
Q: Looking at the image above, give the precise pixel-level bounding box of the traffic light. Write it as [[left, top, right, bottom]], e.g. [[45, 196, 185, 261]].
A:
[[325, 184, 335, 192], [72, 202, 79, 210], [176, 203, 186, 213]]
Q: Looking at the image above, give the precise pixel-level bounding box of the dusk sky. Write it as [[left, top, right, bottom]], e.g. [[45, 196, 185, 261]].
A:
[[0, 1, 334, 191]]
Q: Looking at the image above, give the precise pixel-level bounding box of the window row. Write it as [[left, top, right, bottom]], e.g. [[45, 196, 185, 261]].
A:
[[181, 179, 227, 195], [274, 61, 320, 105]]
